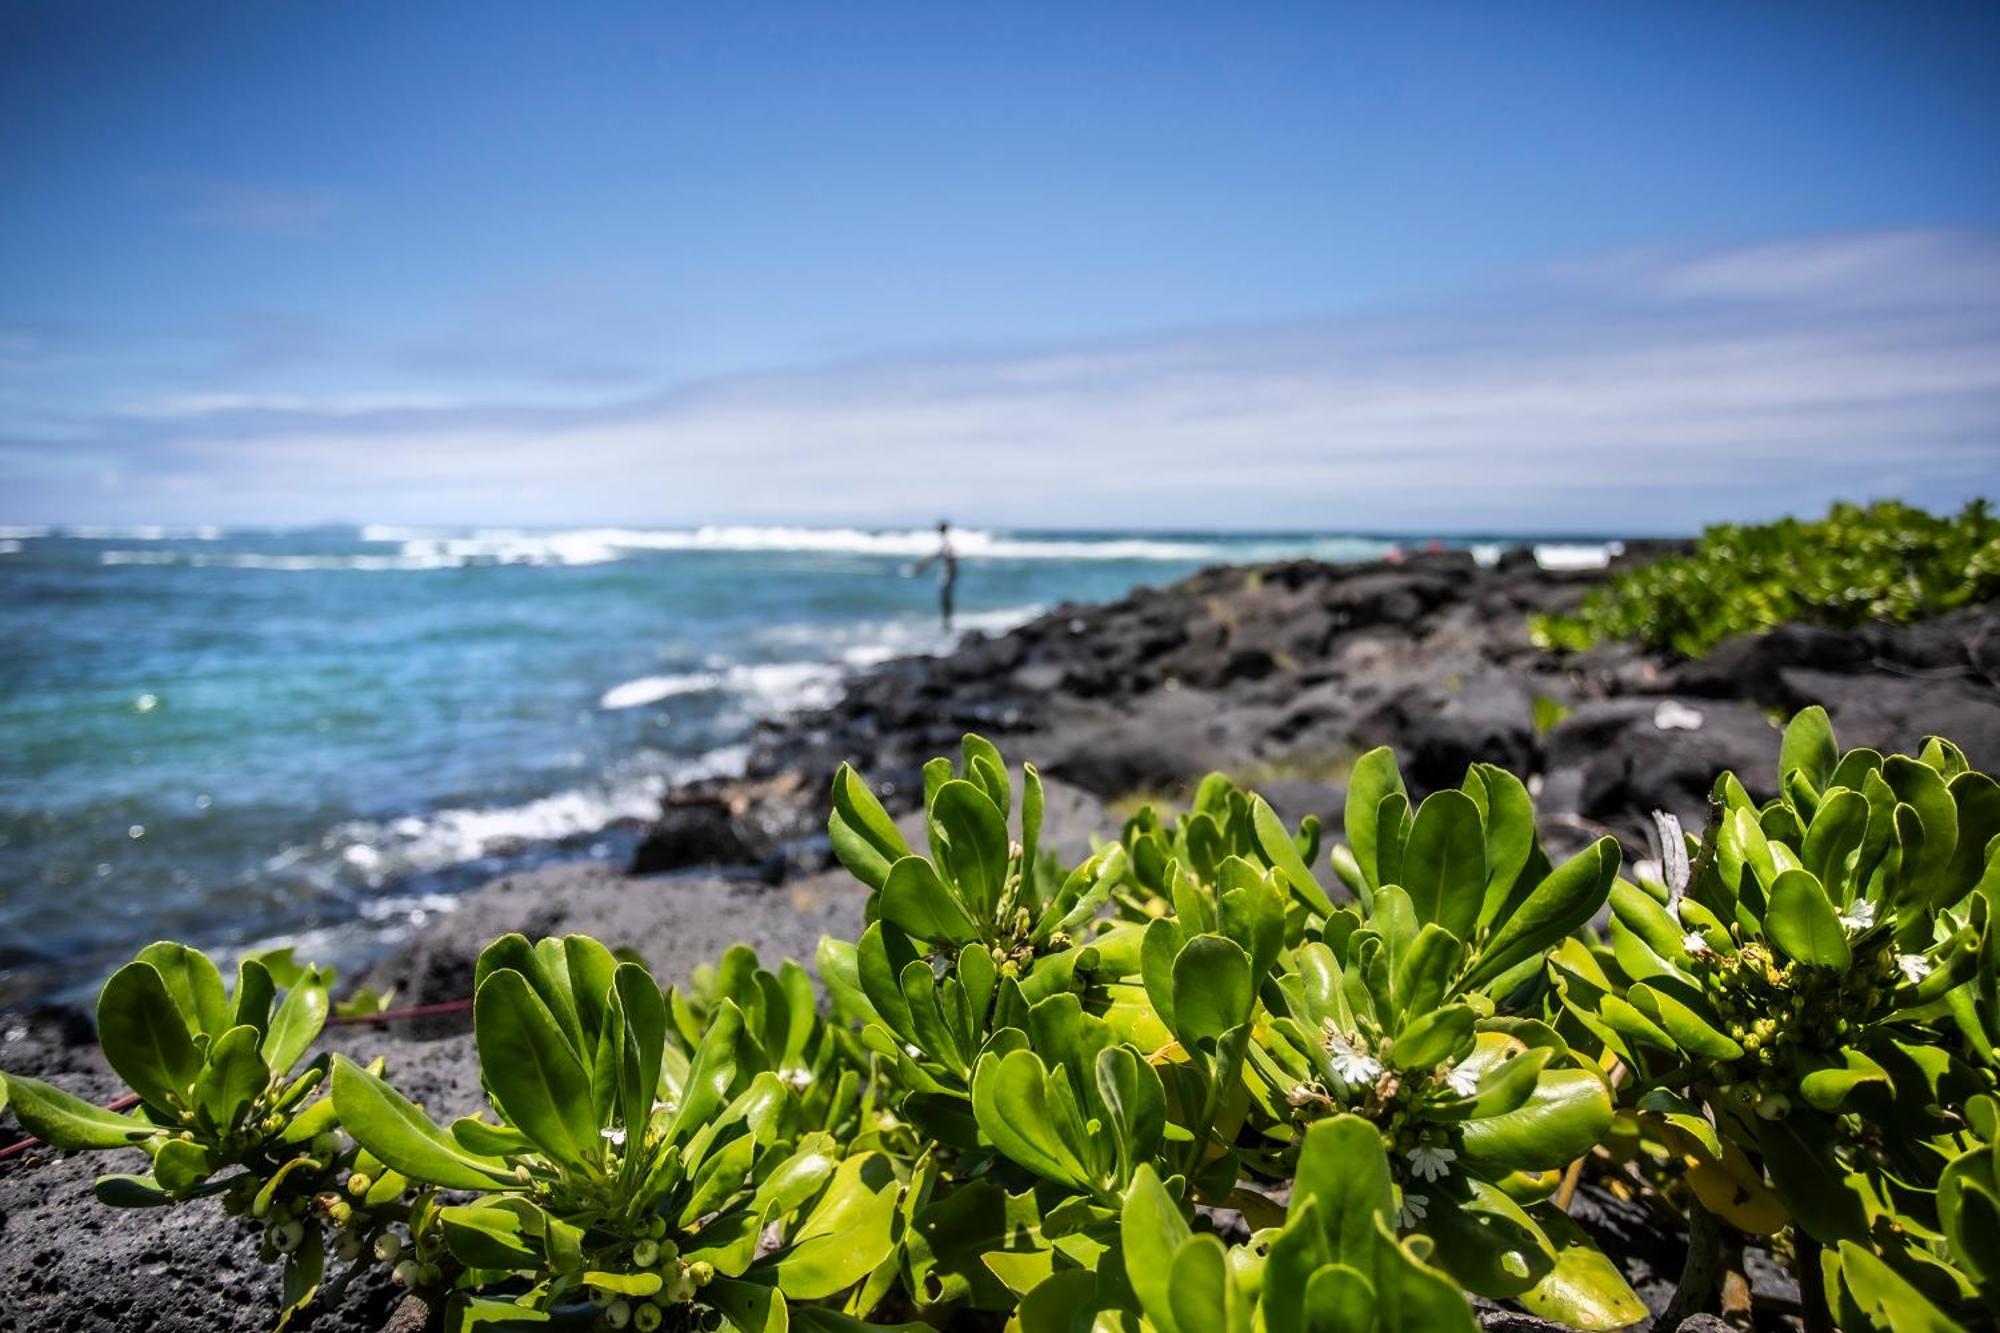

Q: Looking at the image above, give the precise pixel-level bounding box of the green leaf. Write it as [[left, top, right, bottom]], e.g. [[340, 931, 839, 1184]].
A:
[[1460, 839, 1620, 993], [1121, 1163, 1192, 1333], [1391, 923, 1463, 1022], [92, 1173, 173, 1207], [1802, 788, 1870, 901], [930, 779, 1010, 922], [1884, 755, 1959, 889], [1167, 1233, 1231, 1333], [828, 763, 911, 892], [1829, 1242, 1960, 1333], [1300, 1264, 1372, 1333], [1095, 1044, 1166, 1183], [1170, 934, 1253, 1047], [134, 941, 231, 1038], [1420, 1184, 1551, 1298], [1780, 706, 1839, 795], [474, 968, 598, 1172], [1628, 980, 1743, 1060], [440, 1202, 544, 1270], [878, 855, 980, 946], [1756, 1115, 1868, 1244], [1766, 869, 1852, 969], [1388, 1003, 1474, 1071], [262, 965, 330, 1075], [970, 1049, 1091, 1192], [231, 957, 276, 1034], [1457, 1069, 1612, 1175], [1401, 789, 1486, 939], [762, 1153, 902, 1300], [1471, 765, 1537, 930], [2, 1072, 154, 1150], [1797, 1049, 1891, 1112], [708, 1277, 787, 1333], [1345, 747, 1407, 893], [97, 961, 202, 1109], [152, 1136, 213, 1193], [330, 1054, 515, 1191], [1252, 795, 1334, 916], [193, 1024, 270, 1135], [1292, 1114, 1394, 1264], [1514, 1206, 1650, 1331]]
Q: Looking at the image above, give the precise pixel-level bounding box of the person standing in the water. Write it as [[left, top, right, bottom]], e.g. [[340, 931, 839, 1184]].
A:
[[909, 520, 959, 631]]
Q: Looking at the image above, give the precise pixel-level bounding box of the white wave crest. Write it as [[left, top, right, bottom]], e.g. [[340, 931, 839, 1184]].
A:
[[0, 540, 20, 556], [62, 524, 223, 540], [1532, 542, 1624, 571], [364, 525, 1235, 563], [283, 747, 750, 889]]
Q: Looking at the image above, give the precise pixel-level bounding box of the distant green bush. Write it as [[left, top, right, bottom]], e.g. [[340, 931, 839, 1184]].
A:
[[1531, 500, 2000, 657]]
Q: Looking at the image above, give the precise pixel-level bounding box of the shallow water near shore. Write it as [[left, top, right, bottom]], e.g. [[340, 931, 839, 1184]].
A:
[[0, 523, 1606, 1000]]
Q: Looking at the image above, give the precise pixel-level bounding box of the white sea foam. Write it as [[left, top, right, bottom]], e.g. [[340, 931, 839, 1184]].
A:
[[598, 673, 722, 710], [0, 540, 20, 556], [366, 525, 1262, 563], [284, 747, 750, 890], [91, 526, 1396, 572], [0, 525, 49, 540], [1532, 542, 1624, 571], [63, 524, 222, 540]]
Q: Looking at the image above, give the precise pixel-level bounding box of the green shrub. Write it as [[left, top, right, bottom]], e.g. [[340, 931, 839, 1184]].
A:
[[4, 718, 1994, 1332], [1531, 499, 2000, 657]]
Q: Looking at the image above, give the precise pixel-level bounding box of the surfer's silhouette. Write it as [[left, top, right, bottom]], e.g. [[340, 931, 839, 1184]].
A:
[[908, 520, 959, 632]]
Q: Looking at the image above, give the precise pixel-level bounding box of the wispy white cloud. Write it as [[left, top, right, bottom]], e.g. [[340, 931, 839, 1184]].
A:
[[139, 174, 339, 237], [6, 227, 1997, 530]]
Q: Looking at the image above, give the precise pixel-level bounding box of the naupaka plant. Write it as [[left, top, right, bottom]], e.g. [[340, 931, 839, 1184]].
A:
[[0, 941, 401, 1328], [330, 933, 905, 1333], [1245, 749, 1641, 1328], [1565, 707, 1998, 1328]]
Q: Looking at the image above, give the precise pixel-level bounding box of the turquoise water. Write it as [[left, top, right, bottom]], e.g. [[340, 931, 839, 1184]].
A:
[[2, 523, 1444, 998]]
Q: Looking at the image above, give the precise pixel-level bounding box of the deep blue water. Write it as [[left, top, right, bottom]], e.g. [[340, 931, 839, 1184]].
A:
[[0, 523, 1589, 999]]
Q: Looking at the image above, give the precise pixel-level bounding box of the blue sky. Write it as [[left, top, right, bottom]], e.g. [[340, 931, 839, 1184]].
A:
[[3, 1, 1997, 531]]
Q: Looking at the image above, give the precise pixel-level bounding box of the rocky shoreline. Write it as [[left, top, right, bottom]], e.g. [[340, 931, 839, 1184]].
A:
[[2, 548, 1997, 1330]]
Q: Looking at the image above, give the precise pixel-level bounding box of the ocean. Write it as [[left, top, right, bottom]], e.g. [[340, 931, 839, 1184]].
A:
[[0, 524, 1610, 1001]]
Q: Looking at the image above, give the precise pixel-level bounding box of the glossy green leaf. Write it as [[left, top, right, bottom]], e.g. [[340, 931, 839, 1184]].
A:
[[475, 968, 598, 1171], [1121, 1163, 1191, 1333], [1346, 746, 1407, 893], [1780, 705, 1839, 795], [2, 1072, 154, 1150], [1514, 1206, 1650, 1331], [1766, 869, 1852, 969], [1171, 934, 1253, 1046], [828, 762, 911, 892], [97, 961, 202, 1109], [971, 1050, 1090, 1192], [764, 1152, 901, 1300], [262, 965, 330, 1075], [878, 855, 980, 946], [1460, 839, 1619, 993], [1457, 1069, 1612, 1175], [1388, 1003, 1474, 1071], [330, 1054, 515, 1190], [134, 941, 231, 1038], [1401, 789, 1486, 939], [1252, 795, 1334, 916], [193, 1024, 269, 1134], [930, 779, 1010, 921]]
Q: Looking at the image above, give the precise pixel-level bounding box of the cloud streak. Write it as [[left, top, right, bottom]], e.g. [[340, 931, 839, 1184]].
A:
[[5, 228, 1997, 531], [139, 174, 340, 238]]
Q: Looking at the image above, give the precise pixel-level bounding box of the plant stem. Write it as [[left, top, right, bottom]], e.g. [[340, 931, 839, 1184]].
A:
[[1656, 1194, 1723, 1329], [1795, 1231, 1834, 1333]]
